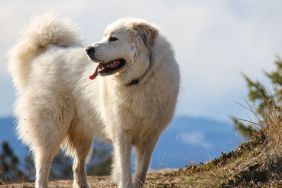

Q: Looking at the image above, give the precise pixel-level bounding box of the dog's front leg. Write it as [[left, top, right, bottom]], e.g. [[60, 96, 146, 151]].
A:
[[112, 131, 133, 188], [133, 136, 159, 188]]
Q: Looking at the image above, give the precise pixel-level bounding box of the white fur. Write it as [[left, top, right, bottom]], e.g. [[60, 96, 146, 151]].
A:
[[9, 14, 179, 188]]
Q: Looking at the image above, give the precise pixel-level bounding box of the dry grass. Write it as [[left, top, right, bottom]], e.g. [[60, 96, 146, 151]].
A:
[[262, 104, 282, 155], [176, 103, 282, 187]]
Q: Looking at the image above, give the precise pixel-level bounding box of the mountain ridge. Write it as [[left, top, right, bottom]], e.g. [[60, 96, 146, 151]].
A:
[[0, 116, 243, 169]]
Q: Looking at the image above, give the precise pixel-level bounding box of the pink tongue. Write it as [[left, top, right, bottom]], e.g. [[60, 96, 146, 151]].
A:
[[89, 65, 100, 80]]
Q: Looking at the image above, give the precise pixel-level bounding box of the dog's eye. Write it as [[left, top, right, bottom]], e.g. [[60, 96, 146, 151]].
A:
[[109, 36, 118, 42]]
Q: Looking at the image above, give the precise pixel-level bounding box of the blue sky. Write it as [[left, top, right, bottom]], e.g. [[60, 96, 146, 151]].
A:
[[0, 0, 282, 122]]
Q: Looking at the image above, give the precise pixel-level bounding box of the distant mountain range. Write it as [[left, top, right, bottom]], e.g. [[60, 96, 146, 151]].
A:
[[151, 116, 243, 168], [0, 116, 243, 169]]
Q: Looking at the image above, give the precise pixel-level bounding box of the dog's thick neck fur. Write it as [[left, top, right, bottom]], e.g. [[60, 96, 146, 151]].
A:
[[125, 53, 154, 86]]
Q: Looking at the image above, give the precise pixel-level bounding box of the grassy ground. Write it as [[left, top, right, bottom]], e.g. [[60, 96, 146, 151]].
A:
[[2, 132, 282, 188]]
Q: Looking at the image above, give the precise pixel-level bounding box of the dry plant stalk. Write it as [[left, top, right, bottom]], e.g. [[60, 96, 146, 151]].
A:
[[262, 104, 282, 155]]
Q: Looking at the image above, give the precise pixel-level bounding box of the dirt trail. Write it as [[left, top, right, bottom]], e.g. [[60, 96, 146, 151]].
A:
[[0, 170, 180, 188]]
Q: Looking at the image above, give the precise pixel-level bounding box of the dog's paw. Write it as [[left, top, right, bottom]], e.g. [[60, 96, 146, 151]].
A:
[[132, 181, 144, 188], [73, 181, 89, 188], [117, 181, 134, 188]]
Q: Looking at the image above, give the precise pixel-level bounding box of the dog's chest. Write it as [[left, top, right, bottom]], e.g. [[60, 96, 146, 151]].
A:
[[100, 85, 159, 130]]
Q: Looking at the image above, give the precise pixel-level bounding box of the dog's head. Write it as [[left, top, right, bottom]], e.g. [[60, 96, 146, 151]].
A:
[[86, 18, 158, 83]]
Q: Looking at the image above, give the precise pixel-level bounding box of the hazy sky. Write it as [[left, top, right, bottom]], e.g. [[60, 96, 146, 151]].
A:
[[0, 0, 282, 122]]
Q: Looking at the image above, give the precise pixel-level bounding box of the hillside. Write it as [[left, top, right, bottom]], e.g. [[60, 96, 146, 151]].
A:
[[2, 105, 281, 187], [3, 129, 281, 188]]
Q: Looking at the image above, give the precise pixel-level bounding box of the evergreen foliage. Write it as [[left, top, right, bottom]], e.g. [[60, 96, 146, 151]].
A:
[[233, 58, 282, 139]]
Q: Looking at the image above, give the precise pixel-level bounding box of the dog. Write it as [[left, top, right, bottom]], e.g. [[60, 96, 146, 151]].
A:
[[9, 13, 179, 188]]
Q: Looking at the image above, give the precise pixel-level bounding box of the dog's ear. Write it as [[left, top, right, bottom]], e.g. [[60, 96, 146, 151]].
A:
[[133, 22, 158, 50]]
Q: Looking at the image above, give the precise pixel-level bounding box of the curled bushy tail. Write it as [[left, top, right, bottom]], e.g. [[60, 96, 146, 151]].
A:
[[9, 13, 82, 91]]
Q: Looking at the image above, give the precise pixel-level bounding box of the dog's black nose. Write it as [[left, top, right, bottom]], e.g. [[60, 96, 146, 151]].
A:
[[86, 46, 95, 57]]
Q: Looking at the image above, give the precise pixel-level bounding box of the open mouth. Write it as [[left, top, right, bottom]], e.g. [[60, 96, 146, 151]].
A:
[[89, 59, 126, 80]]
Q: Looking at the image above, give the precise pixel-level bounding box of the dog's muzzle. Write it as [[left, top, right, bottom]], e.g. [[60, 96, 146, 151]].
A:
[[86, 46, 96, 61]]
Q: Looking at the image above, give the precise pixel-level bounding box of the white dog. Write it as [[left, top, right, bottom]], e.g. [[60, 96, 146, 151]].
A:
[[9, 14, 179, 188]]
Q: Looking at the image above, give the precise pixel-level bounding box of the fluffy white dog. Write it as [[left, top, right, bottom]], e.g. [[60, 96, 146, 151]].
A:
[[9, 14, 179, 188]]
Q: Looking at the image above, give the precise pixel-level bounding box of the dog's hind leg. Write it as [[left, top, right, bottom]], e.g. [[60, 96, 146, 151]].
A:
[[133, 136, 159, 188], [72, 138, 92, 188], [29, 120, 69, 188], [34, 146, 59, 188], [73, 142, 92, 188], [16, 101, 72, 188], [64, 125, 93, 188]]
